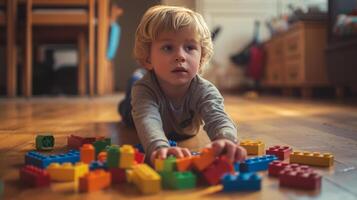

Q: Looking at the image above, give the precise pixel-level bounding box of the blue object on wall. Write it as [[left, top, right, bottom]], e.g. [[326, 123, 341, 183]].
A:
[[107, 22, 121, 60]]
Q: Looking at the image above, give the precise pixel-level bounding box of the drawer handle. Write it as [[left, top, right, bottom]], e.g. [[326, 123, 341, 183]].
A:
[[289, 72, 298, 79]]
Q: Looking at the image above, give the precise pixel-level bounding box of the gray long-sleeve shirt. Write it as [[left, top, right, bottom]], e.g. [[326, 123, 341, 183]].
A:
[[131, 71, 238, 157]]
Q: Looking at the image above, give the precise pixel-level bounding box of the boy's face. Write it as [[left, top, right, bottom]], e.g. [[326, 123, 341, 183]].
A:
[[146, 27, 202, 88]]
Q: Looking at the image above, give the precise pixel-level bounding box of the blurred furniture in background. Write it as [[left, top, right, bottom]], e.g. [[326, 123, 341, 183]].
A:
[[326, 0, 357, 97], [263, 21, 328, 98], [0, 0, 17, 97], [25, 0, 95, 97]]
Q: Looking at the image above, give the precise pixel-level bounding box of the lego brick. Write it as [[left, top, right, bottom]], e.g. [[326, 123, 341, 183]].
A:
[[19, 165, 50, 187], [35, 134, 55, 151], [80, 144, 95, 164], [202, 158, 234, 185], [221, 172, 261, 192], [25, 150, 80, 169], [47, 162, 89, 182], [160, 171, 196, 190], [268, 160, 292, 177], [127, 164, 161, 194], [164, 156, 176, 172], [93, 138, 111, 156], [89, 161, 108, 171], [154, 159, 165, 172], [109, 168, 126, 184], [266, 145, 293, 160], [240, 140, 265, 155], [193, 148, 215, 171], [106, 145, 120, 168], [279, 165, 321, 190], [67, 135, 103, 150], [290, 151, 334, 167], [79, 169, 111, 192], [134, 149, 145, 164], [240, 155, 278, 172], [176, 157, 194, 172], [97, 151, 107, 162], [119, 145, 135, 169]]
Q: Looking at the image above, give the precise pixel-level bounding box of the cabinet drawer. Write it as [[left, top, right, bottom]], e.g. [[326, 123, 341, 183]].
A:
[[285, 61, 304, 84], [284, 30, 303, 59]]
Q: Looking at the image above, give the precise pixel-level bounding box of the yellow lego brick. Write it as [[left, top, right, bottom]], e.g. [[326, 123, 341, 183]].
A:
[[119, 145, 135, 169], [154, 159, 164, 172], [240, 139, 265, 155], [131, 164, 161, 194], [126, 169, 134, 183], [290, 151, 334, 167], [47, 162, 89, 181]]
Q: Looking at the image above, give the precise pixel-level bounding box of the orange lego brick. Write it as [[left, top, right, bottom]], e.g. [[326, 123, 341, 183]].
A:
[[290, 151, 334, 167], [240, 140, 265, 155], [193, 148, 215, 171], [80, 144, 95, 164], [176, 157, 194, 172], [97, 151, 107, 162], [79, 169, 111, 192]]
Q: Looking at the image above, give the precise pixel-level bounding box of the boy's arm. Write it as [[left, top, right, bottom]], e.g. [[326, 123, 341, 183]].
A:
[[196, 84, 238, 143], [131, 85, 170, 157]]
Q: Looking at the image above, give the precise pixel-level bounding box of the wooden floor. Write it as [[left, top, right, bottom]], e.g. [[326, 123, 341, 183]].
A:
[[0, 94, 357, 200]]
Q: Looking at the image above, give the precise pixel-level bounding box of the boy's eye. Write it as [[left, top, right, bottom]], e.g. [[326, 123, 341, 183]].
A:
[[161, 45, 173, 52], [185, 45, 198, 51]]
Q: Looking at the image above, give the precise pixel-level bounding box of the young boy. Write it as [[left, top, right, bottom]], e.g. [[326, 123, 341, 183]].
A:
[[128, 5, 247, 164]]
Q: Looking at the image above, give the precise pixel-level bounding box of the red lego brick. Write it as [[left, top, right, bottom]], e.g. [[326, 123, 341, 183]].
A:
[[279, 164, 321, 190], [109, 168, 126, 184], [134, 149, 145, 164], [67, 135, 105, 150], [268, 160, 297, 176], [79, 169, 111, 192], [19, 165, 50, 187], [266, 145, 293, 160], [202, 157, 234, 185]]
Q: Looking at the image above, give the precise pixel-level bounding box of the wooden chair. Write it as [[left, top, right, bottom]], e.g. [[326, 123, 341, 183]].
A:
[[25, 0, 95, 97], [0, 0, 17, 97]]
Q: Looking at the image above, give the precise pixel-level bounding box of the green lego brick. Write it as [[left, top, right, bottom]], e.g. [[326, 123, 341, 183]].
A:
[[93, 138, 111, 155], [106, 145, 120, 168], [35, 135, 55, 151], [163, 156, 176, 172], [159, 171, 196, 190], [170, 171, 196, 190]]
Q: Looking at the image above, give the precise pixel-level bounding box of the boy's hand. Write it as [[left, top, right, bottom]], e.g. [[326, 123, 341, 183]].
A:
[[207, 139, 247, 163], [150, 147, 191, 164]]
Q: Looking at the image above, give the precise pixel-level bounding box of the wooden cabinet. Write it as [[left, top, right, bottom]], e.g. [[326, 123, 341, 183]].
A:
[[263, 21, 328, 88]]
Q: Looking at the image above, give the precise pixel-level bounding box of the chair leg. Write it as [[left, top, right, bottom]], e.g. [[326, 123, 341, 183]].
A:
[[77, 32, 86, 96], [6, 0, 17, 97], [24, 0, 33, 97]]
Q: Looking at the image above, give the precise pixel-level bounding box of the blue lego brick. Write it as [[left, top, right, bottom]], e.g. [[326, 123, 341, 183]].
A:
[[89, 160, 108, 171], [221, 173, 261, 192], [234, 162, 240, 172], [134, 140, 177, 153], [240, 155, 277, 172], [25, 150, 80, 169]]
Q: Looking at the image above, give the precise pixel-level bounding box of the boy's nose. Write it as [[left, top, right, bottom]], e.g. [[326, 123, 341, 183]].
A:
[[175, 49, 185, 62]]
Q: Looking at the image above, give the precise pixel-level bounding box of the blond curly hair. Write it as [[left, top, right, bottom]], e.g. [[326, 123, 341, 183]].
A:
[[134, 5, 213, 73]]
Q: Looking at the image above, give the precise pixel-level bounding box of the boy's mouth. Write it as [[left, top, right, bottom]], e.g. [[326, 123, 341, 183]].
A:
[[172, 67, 188, 73]]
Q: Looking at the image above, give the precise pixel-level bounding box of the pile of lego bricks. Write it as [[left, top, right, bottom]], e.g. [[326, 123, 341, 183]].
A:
[[18, 136, 334, 194]]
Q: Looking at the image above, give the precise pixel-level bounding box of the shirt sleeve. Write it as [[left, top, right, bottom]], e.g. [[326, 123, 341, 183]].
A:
[[195, 83, 238, 143], [131, 84, 170, 158]]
